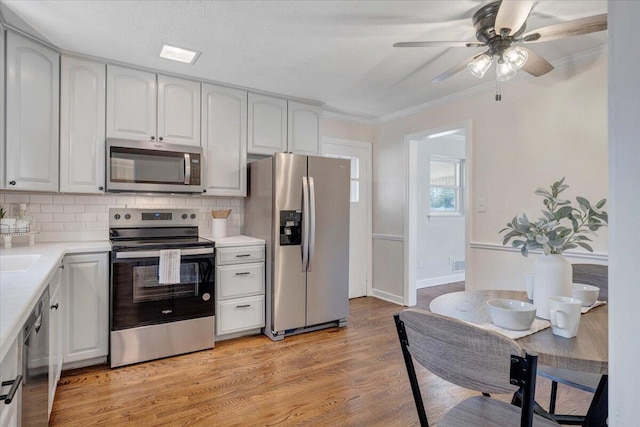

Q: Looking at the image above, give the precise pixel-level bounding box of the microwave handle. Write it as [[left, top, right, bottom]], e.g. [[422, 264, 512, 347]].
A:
[[184, 153, 191, 185]]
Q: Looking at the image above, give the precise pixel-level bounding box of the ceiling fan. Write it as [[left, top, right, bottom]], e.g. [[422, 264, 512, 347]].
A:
[[393, 0, 607, 100]]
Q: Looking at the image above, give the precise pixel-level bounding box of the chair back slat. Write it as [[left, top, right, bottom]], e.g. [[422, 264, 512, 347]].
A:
[[572, 264, 608, 301], [399, 309, 523, 394]]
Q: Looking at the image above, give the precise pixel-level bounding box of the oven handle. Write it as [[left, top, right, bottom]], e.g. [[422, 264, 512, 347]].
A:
[[115, 247, 213, 259]]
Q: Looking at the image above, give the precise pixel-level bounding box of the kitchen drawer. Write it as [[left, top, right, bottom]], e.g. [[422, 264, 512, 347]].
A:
[[216, 262, 265, 300], [216, 295, 265, 335], [216, 245, 265, 265]]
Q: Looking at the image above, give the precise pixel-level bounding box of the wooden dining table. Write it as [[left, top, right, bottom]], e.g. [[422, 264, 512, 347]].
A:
[[429, 290, 608, 426]]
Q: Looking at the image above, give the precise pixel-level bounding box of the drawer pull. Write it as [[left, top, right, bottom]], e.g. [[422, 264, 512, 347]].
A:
[[1, 374, 23, 404], [235, 254, 251, 258], [235, 272, 251, 276], [235, 304, 251, 309]]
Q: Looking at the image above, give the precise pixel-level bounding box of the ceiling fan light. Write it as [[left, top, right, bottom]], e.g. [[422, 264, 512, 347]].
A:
[[468, 54, 492, 78], [496, 59, 517, 81], [504, 46, 528, 71]]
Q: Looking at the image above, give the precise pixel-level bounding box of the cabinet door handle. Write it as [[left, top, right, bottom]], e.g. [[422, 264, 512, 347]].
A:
[[150, 136, 155, 140], [235, 304, 251, 309], [235, 272, 251, 276], [99, 186, 104, 191], [9, 181, 16, 186], [0, 375, 23, 404], [159, 136, 163, 141], [235, 254, 251, 258], [51, 303, 59, 310]]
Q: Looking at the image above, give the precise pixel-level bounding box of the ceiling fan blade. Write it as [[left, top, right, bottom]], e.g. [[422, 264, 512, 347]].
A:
[[521, 14, 608, 43], [431, 53, 485, 83], [519, 48, 554, 77], [495, 0, 535, 37], [394, 41, 485, 48]]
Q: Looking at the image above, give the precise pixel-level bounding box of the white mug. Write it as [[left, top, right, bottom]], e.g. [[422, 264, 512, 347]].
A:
[[549, 296, 582, 338], [523, 272, 534, 300]]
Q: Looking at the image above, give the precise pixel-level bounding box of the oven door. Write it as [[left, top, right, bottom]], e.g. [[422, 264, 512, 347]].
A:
[[111, 247, 214, 330]]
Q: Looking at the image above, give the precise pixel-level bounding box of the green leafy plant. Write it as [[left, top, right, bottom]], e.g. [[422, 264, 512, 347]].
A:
[[500, 178, 608, 256]]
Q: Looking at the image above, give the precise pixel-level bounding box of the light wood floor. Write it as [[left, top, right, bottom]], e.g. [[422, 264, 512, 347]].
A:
[[50, 284, 594, 426]]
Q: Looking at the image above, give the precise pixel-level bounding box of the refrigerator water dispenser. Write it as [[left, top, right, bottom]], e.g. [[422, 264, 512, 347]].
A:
[[279, 210, 302, 245]]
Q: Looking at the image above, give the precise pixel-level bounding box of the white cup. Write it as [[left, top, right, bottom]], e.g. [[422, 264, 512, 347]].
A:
[[549, 296, 582, 338], [523, 272, 534, 300]]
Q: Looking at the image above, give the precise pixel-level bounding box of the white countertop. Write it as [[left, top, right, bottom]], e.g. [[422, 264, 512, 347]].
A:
[[0, 241, 111, 361], [200, 234, 265, 248]]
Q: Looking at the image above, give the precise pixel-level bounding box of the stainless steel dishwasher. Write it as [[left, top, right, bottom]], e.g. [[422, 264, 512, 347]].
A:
[[22, 286, 49, 426]]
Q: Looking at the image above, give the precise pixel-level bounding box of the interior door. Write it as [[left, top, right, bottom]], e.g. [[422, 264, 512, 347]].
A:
[[322, 140, 372, 298], [306, 156, 350, 326]]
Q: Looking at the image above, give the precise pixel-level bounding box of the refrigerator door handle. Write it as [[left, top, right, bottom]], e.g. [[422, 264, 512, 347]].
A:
[[308, 176, 316, 272], [302, 176, 310, 272]]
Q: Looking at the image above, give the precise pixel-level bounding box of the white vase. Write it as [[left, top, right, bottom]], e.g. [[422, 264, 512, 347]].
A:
[[532, 253, 573, 319]]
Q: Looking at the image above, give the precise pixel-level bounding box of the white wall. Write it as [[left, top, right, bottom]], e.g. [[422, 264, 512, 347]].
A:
[[608, 1, 640, 425], [416, 133, 466, 286], [372, 54, 608, 299]]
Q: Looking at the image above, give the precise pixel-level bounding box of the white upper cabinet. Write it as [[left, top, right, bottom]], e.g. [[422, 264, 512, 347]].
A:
[[107, 66, 201, 146], [247, 93, 288, 155], [288, 101, 322, 155], [106, 65, 157, 141], [201, 83, 247, 196], [158, 75, 201, 146], [248, 94, 322, 156], [5, 32, 59, 192], [60, 56, 106, 193]]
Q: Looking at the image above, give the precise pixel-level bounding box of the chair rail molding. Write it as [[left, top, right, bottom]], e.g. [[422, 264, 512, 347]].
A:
[[469, 242, 608, 263]]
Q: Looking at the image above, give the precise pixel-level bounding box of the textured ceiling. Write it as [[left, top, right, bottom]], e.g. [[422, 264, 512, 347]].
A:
[[1, 0, 607, 120]]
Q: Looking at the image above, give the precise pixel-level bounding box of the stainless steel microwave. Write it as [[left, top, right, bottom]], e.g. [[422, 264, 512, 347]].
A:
[[106, 139, 203, 194]]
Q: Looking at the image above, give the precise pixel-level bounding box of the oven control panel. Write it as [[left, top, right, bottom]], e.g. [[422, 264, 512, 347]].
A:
[[109, 209, 199, 227]]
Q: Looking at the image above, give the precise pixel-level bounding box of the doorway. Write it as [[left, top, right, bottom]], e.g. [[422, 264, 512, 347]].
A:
[[322, 138, 372, 298], [404, 121, 472, 306]]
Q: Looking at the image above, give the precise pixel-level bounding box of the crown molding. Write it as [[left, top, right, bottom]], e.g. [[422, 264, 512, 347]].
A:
[[372, 44, 609, 125], [322, 110, 375, 125]]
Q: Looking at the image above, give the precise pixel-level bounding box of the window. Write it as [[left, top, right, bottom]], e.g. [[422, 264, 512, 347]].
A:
[[429, 156, 464, 215]]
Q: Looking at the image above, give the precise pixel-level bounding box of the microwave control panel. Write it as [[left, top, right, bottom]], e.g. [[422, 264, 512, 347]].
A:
[[189, 156, 201, 185]]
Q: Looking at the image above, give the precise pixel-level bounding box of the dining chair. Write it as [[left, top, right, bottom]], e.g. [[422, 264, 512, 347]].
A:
[[394, 309, 559, 427], [538, 263, 608, 421]]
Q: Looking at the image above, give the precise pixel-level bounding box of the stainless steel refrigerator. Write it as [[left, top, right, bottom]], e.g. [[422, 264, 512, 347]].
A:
[[245, 153, 350, 340]]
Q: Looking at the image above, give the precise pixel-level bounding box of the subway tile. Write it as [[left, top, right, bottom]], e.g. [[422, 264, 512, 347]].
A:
[[84, 205, 106, 214], [85, 222, 107, 231], [34, 213, 53, 223], [170, 197, 187, 206], [64, 222, 86, 231], [41, 204, 63, 213], [135, 197, 153, 205], [41, 222, 64, 231], [63, 204, 85, 213], [53, 213, 76, 222], [4, 193, 30, 203], [152, 197, 170, 205], [74, 195, 97, 204], [95, 196, 113, 205], [117, 196, 137, 205], [27, 204, 41, 213], [0, 193, 4, 203], [53, 195, 75, 204], [76, 213, 97, 222], [96, 213, 109, 223], [29, 194, 53, 204]]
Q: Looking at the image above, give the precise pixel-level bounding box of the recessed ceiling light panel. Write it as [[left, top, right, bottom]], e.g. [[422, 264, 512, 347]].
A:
[[159, 44, 200, 64]]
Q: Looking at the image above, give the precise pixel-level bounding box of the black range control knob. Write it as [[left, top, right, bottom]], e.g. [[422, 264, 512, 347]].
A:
[[114, 214, 121, 220], [182, 214, 188, 220], [124, 214, 131, 220], [190, 213, 196, 219]]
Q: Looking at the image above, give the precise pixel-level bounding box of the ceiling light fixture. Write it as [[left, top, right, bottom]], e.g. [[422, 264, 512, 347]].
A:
[[467, 54, 492, 78], [467, 46, 529, 101], [159, 44, 200, 64]]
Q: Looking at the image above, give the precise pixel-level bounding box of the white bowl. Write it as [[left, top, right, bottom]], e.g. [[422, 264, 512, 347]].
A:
[[487, 299, 536, 331], [572, 283, 600, 307]]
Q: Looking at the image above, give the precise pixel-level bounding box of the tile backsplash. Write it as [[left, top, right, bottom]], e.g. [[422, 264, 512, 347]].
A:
[[0, 192, 243, 242]]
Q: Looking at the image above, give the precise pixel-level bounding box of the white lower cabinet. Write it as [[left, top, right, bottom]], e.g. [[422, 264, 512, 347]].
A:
[[0, 336, 21, 427], [61, 253, 109, 366], [48, 264, 63, 418], [216, 245, 265, 339]]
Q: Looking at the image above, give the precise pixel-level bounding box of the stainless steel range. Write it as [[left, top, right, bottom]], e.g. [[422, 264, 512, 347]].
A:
[[109, 208, 215, 368]]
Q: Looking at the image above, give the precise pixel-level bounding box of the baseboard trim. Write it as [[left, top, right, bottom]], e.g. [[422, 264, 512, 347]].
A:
[[417, 273, 466, 288], [469, 242, 608, 262], [372, 234, 404, 242], [372, 288, 404, 306]]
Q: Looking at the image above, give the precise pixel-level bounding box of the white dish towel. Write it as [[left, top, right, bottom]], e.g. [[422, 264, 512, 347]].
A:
[[159, 249, 181, 284]]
